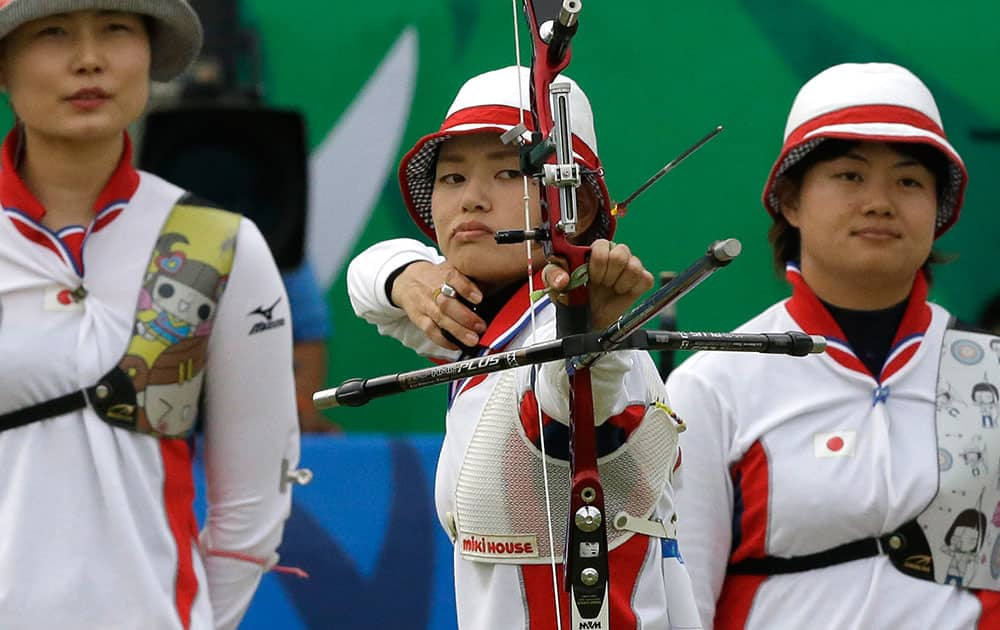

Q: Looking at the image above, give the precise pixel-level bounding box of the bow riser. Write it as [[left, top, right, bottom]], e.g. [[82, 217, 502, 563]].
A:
[[523, 0, 590, 296], [522, 1, 612, 626]]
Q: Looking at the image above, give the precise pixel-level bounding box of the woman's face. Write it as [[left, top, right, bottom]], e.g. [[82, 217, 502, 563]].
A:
[[430, 132, 544, 293], [429, 131, 600, 294], [0, 11, 151, 144], [782, 141, 938, 306]]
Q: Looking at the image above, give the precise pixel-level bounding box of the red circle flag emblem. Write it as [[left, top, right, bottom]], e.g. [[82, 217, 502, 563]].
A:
[[815, 431, 856, 458]]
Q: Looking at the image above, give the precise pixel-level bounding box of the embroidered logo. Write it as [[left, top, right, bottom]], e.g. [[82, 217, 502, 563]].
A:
[[248, 297, 286, 335], [814, 431, 857, 458]]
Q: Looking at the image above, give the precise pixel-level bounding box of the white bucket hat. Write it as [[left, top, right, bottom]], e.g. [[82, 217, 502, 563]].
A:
[[398, 65, 614, 242], [0, 0, 203, 82], [762, 62, 967, 237]]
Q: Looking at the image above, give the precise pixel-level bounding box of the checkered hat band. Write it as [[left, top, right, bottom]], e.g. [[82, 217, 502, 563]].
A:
[[764, 136, 966, 236]]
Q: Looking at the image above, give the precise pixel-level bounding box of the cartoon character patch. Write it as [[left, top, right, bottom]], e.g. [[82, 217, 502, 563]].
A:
[[972, 378, 1000, 429], [906, 328, 1000, 590], [121, 337, 208, 435], [940, 506, 988, 587], [135, 233, 226, 346], [97, 204, 240, 438], [937, 381, 967, 418]]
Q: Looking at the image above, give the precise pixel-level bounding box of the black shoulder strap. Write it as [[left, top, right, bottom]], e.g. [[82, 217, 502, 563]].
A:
[[0, 390, 91, 433], [729, 536, 884, 575]]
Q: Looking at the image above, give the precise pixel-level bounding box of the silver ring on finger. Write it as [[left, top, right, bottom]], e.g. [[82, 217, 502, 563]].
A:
[[440, 282, 457, 299]]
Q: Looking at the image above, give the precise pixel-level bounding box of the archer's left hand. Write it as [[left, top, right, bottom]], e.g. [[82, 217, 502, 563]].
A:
[[543, 239, 654, 330]]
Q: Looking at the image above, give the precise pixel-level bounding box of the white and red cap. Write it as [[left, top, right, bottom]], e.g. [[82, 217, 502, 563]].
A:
[[762, 62, 967, 237], [398, 65, 613, 242]]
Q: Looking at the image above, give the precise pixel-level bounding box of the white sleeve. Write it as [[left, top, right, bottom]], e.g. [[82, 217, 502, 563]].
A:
[[199, 218, 300, 630], [666, 366, 736, 630], [535, 346, 656, 424], [346, 238, 457, 360]]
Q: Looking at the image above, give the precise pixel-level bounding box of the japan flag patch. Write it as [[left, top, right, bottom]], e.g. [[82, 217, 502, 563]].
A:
[[814, 431, 857, 458], [43, 286, 85, 312]]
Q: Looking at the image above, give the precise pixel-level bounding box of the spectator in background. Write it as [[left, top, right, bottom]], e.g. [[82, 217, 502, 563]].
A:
[[282, 258, 337, 432]]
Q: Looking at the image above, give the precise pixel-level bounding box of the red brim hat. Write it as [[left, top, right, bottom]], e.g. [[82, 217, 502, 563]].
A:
[[761, 63, 967, 238], [398, 66, 614, 243]]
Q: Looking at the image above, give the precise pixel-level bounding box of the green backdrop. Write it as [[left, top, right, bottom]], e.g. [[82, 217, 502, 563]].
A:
[[237, 0, 1000, 432], [5, 1, 974, 433]]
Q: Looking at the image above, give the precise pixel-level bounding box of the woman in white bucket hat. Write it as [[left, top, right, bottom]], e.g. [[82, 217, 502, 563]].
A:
[[668, 62, 1000, 628], [347, 66, 700, 628], [0, 3, 300, 629]]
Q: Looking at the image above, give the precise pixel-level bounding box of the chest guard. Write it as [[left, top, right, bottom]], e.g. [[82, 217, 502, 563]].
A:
[[452, 365, 678, 565], [885, 325, 1000, 589], [90, 200, 240, 438]]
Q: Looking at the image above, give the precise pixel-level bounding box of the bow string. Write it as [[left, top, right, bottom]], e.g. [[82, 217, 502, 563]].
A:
[[507, 1, 611, 628], [313, 5, 829, 628]]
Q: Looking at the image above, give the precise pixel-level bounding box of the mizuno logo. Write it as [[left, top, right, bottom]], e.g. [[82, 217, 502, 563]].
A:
[[248, 297, 286, 335], [249, 298, 282, 321]]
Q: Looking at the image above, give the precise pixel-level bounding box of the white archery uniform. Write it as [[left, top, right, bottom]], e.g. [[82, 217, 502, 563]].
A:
[[0, 135, 299, 630], [349, 237, 701, 630], [667, 267, 1000, 630]]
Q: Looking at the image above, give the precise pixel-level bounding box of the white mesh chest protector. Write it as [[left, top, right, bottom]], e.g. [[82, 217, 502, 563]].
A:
[[454, 362, 678, 564]]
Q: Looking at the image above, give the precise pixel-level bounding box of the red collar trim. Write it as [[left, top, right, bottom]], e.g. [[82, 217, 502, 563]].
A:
[[478, 270, 548, 351], [0, 128, 140, 222], [93, 133, 140, 213], [784, 264, 931, 379], [449, 271, 550, 402]]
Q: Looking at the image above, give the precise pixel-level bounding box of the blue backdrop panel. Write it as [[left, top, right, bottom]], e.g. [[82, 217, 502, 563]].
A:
[[194, 434, 458, 629]]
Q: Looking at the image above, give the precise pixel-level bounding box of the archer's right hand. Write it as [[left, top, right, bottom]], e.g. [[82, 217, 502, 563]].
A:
[[390, 261, 487, 351]]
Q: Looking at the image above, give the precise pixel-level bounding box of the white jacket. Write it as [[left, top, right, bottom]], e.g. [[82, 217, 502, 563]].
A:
[[348, 238, 701, 629], [667, 267, 997, 629], [0, 159, 299, 630]]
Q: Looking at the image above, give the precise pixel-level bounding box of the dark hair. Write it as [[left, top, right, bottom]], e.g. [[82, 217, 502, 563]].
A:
[[142, 15, 156, 39], [972, 382, 999, 401], [767, 139, 952, 280], [944, 508, 987, 550]]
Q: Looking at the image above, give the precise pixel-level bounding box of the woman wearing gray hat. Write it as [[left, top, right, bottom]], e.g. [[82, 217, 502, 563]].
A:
[[0, 3, 300, 629]]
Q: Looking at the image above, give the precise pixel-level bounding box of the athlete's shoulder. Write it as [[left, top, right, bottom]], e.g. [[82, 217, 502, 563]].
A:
[[671, 299, 792, 377], [135, 171, 241, 219]]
